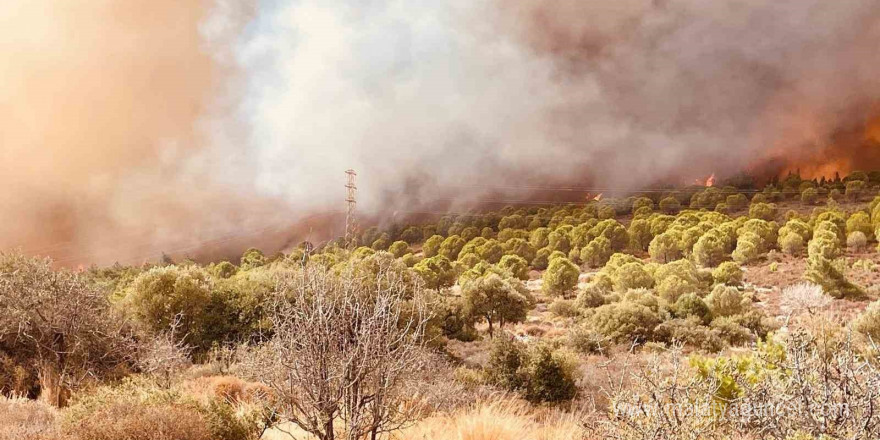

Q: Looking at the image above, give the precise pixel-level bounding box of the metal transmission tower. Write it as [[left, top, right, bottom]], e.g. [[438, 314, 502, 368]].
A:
[[344, 169, 358, 248]]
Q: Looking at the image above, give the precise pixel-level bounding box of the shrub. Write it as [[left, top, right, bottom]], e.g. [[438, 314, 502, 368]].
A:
[[653, 318, 724, 352], [628, 219, 653, 251], [673, 293, 712, 325], [127, 265, 222, 351], [726, 193, 749, 211], [580, 236, 613, 268], [709, 317, 755, 346], [732, 235, 760, 264], [497, 254, 529, 280], [847, 231, 868, 251], [522, 345, 578, 403], [801, 187, 818, 205], [388, 240, 410, 258], [547, 231, 571, 254], [413, 255, 456, 290], [575, 284, 606, 309], [614, 262, 655, 292], [486, 337, 526, 391], [371, 234, 391, 251], [476, 239, 504, 263], [590, 301, 662, 343], [846, 179, 866, 201], [712, 262, 743, 287], [530, 247, 551, 270], [549, 299, 579, 318], [210, 261, 238, 279], [659, 197, 681, 214], [542, 257, 580, 296], [567, 325, 609, 354], [853, 300, 880, 341], [502, 238, 536, 262], [780, 232, 805, 255], [693, 233, 727, 267], [529, 227, 551, 249], [439, 235, 466, 260], [749, 202, 777, 221], [422, 235, 444, 257], [705, 285, 749, 317], [649, 232, 683, 263]]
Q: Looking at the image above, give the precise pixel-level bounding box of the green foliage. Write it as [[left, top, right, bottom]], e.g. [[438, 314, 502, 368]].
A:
[[732, 233, 760, 264], [413, 255, 456, 290], [659, 196, 681, 214], [502, 238, 536, 262], [726, 193, 749, 212], [847, 211, 873, 240], [692, 231, 728, 267], [529, 227, 551, 249], [239, 248, 267, 271], [439, 235, 466, 260], [371, 233, 391, 251], [548, 299, 579, 317], [580, 236, 613, 268], [542, 257, 580, 296], [853, 300, 880, 341], [589, 301, 661, 343], [422, 235, 444, 258], [749, 202, 778, 221], [613, 262, 655, 292], [712, 262, 743, 287], [801, 187, 819, 204], [498, 254, 529, 280], [705, 285, 749, 317], [649, 231, 683, 263], [210, 261, 238, 279], [628, 219, 653, 251], [388, 240, 410, 258], [462, 273, 535, 335], [847, 231, 868, 251], [486, 336, 526, 390], [522, 344, 578, 403], [575, 284, 606, 309], [673, 293, 712, 325]]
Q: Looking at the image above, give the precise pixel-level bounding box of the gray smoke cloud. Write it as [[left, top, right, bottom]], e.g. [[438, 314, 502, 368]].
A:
[[2, 0, 879, 264]]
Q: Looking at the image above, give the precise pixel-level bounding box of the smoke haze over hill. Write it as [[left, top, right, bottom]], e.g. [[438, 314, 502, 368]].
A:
[[2, 0, 880, 264]]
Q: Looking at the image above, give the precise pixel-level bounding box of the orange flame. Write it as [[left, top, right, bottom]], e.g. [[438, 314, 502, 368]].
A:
[[593, 193, 603, 201], [705, 173, 715, 187]]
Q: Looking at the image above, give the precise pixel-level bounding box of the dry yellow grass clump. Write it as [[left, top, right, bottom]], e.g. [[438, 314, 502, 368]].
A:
[[395, 399, 582, 440]]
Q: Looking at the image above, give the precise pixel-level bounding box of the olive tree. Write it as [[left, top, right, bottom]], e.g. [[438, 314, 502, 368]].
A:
[[0, 252, 132, 406], [462, 273, 535, 336]]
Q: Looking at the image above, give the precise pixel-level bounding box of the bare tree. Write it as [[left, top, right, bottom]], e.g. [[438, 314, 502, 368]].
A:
[[242, 263, 429, 440], [134, 314, 192, 388], [0, 252, 132, 406]]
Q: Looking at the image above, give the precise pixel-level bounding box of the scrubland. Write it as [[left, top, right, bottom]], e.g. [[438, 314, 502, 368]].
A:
[[5, 172, 880, 439]]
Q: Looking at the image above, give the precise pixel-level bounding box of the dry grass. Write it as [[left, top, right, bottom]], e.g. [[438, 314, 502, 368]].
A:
[[394, 399, 584, 440], [0, 395, 61, 440]]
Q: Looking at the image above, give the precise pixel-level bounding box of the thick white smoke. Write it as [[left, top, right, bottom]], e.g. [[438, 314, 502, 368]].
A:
[[2, 0, 879, 264]]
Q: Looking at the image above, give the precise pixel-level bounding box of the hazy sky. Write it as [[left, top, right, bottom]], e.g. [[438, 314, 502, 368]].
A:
[[2, 0, 879, 264]]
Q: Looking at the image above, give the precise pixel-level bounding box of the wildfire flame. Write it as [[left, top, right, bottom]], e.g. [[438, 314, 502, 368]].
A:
[[693, 174, 715, 187], [592, 193, 603, 201]]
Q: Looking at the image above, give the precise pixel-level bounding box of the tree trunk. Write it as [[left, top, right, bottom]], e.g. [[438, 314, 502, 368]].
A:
[[486, 316, 493, 337], [38, 363, 68, 407]]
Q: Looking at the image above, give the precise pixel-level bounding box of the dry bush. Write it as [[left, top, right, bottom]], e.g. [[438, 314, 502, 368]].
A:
[[65, 401, 212, 440], [241, 264, 430, 440], [779, 283, 830, 321]]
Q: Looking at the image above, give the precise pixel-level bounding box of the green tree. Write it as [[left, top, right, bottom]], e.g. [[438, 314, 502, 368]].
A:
[[462, 273, 535, 336], [649, 231, 683, 263], [498, 254, 529, 280], [542, 257, 580, 296], [413, 255, 456, 290], [240, 248, 267, 270], [659, 197, 681, 214]]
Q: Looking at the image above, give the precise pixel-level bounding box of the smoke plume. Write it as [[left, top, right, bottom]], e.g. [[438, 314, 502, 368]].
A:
[[2, 0, 880, 264]]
